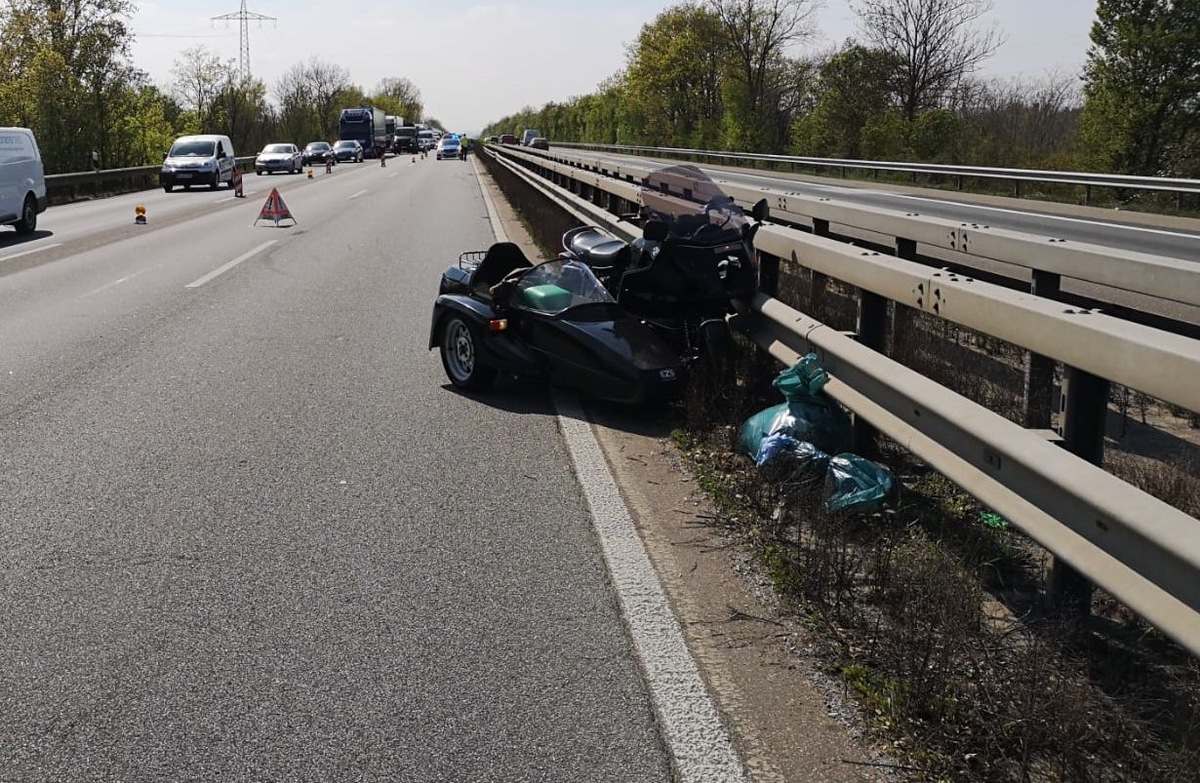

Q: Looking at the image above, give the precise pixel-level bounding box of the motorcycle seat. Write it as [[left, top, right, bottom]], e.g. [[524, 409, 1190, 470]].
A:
[[568, 228, 629, 267]]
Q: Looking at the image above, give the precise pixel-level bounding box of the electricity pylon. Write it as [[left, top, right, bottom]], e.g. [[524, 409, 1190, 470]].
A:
[[212, 1, 276, 79]]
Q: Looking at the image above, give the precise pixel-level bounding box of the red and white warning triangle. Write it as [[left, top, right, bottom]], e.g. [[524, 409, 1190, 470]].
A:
[[254, 187, 296, 226]]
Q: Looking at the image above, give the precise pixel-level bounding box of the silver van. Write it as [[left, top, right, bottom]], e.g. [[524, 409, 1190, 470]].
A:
[[161, 134, 236, 191], [0, 127, 47, 234]]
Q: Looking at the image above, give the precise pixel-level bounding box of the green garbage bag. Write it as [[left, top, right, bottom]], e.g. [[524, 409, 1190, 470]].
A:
[[739, 400, 851, 459], [773, 352, 829, 400], [824, 454, 894, 514], [739, 355, 851, 458]]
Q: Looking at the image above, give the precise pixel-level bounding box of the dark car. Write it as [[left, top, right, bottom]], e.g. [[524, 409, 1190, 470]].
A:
[[529, 137, 550, 151], [499, 134, 517, 145], [332, 140, 364, 163], [429, 243, 685, 405], [302, 141, 335, 165], [255, 143, 302, 175]]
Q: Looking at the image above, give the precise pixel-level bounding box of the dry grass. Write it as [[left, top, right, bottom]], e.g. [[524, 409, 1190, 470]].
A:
[[675, 364, 1200, 781]]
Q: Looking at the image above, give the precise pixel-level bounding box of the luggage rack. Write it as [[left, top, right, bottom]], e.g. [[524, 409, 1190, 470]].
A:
[[458, 250, 488, 271]]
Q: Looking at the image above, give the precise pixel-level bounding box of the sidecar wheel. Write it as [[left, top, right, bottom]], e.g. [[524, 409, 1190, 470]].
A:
[[440, 316, 496, 391]]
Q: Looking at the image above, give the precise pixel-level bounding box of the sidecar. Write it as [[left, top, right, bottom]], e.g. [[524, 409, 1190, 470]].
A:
[[429, 242, 686, 405]]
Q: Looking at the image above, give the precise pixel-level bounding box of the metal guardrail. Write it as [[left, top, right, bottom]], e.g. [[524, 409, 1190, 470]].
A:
[[535, 147, 1200, 311], [45, 157, 258, 202], [481, 142, 1200, 657], [553, 142, 1200, 203], [499, 145, 1200, 414]]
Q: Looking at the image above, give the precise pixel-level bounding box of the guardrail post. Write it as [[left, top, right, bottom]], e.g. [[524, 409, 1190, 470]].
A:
[[853, 290, 888, 456], [758, 251, 780, 299], [1024, 270, 1061, 429], [1013, 180, 1022, 198], [1047, 367, 1108, 614]]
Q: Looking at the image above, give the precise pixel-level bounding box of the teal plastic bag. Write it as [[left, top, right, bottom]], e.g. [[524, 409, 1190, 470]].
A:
[[824, 454, 894, 514], [773, 353, 828, 400], [739, 400, 851, 459], [739, 355, 851, 458]]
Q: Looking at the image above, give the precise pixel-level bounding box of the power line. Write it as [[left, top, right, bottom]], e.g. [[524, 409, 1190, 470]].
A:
[[211, 1, 276, 79]]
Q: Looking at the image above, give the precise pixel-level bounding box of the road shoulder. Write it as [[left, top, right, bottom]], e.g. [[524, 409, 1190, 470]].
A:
[[474, 163, 895, 783]]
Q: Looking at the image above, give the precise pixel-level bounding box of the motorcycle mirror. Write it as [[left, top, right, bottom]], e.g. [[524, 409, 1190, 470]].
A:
[[751, 198, 770, 222], [643, 220, 670, 242]]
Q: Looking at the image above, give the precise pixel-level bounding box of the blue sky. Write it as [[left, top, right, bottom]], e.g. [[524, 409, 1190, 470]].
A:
[[130, 1, 1099, 134]]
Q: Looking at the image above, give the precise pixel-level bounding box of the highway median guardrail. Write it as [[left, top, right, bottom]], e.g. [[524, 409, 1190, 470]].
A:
[[552, 142, 1200, 206], [480, 141, 1200, 658], [45, 156, 258, 204]]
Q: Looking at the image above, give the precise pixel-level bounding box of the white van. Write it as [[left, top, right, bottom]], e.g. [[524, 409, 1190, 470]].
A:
[[160, 134, 236, 191], [0, 127, 47, 234]]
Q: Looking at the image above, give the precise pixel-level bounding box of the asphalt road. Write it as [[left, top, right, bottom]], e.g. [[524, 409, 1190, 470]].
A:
[[0, 157, 674, 780], [573, 150, 1200, 261]]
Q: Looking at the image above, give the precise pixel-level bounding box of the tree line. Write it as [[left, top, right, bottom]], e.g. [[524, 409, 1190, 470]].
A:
[[0, 0, 428, 174], [483, 0, 1200, 179]]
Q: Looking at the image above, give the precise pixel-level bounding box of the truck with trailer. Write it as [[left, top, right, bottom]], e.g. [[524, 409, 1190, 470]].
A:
[[338, 107, 388, 158]]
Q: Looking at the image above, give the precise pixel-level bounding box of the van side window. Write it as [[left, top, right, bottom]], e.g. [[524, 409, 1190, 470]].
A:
[[217, 142, 226, 158]]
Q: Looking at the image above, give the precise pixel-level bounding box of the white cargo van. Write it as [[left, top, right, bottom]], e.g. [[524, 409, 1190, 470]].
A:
[[0, 127, 47, 234], [160, 134, 236, 191]]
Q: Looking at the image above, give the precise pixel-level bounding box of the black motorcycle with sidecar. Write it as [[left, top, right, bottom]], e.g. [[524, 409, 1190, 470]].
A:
[[429, 242, 686, 405]]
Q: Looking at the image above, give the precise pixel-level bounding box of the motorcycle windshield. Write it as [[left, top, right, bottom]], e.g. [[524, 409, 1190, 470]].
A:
[[516, 259, 615, 312], [641, 165, 749, 241]]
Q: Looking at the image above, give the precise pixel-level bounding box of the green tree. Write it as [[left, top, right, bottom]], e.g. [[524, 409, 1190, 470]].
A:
[[1079, 0, 1200, 176], [374, 77, 423, 125], [624, 5, 729, 147], [0, 0, 140, 171], [791, 44, 897, 157], [171, 46, 229, 133], [709, 0, 819, 150]]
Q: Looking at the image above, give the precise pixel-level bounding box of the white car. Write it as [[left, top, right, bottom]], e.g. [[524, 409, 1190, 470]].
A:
[[0, 127, 47, 234], [255, 143, 303, 175], [161, 133, 237, 191]]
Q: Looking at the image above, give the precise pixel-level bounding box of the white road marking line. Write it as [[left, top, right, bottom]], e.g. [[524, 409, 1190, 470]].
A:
[[721, 169, 1200, 243], [0, 243, 62, 263], [553, 390, 748, 783], [185, 240, 276, 288], [81, 269, 147, 298], [471, 156, 748, 782], [348, 190, 368, 200], [214, 196, 236, 203]]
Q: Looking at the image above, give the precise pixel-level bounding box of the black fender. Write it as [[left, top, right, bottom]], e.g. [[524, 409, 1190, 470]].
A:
[[429, 295, 543, 377]]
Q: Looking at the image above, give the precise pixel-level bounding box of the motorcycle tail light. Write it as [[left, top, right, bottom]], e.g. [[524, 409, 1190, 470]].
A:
[[487, 319, 508, 333]]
